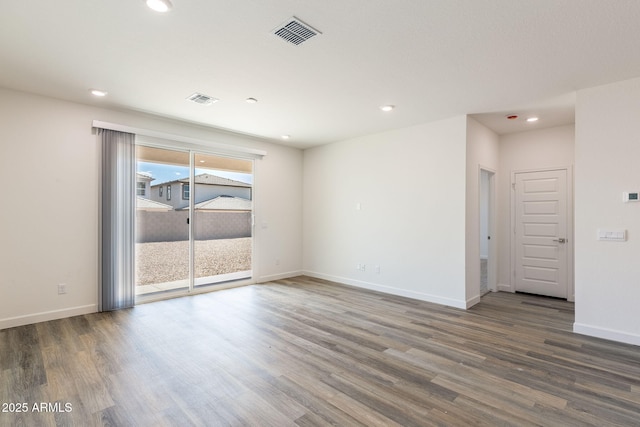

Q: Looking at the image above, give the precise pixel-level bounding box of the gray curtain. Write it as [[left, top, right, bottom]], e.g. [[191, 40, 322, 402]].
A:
[[100, 129, 136, 311]]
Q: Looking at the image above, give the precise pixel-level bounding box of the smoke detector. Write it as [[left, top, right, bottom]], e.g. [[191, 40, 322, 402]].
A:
[[272, 16, 321, 45], [186, 92, 219, 106]]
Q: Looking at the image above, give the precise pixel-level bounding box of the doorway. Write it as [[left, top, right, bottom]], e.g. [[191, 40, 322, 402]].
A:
[[513, 168, 571, 299], [135, 145, 253, 299], [479, 168, 496, 295]]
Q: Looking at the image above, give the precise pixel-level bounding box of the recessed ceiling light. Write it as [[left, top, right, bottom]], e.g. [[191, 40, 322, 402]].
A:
[[90, 89, 108, 97], [527, 117, 539, 122], [245, 97, 258, 104], [281, 135, 290, 140], [380, 105, 395, 112], [146, 0, 172, 13], [199, 160, 205, 163]]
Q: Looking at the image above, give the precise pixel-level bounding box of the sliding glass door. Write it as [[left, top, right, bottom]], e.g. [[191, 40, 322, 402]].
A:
[[135, 146, 190, 296], [193, 153, 253, 287], [135, 145, 253, 298]]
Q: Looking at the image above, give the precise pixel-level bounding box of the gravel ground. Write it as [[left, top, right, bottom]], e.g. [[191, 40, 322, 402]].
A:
[[135, 237, 251, 286]]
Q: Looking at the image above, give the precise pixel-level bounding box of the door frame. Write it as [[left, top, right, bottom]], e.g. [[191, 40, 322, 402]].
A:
[[479, 166, 497, 294], [510, 166, 574, 301]]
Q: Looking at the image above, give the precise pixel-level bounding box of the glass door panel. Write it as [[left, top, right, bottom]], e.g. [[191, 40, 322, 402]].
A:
[[192, 153, 253, 287], [135, 146, 190, 297]]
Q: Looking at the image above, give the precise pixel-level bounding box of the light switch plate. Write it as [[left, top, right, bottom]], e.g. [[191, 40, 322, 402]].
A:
[[597, 229, 627, 241]]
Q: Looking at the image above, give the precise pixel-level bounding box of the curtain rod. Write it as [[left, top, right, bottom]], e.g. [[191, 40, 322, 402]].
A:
[[92, 120, 267, 159]]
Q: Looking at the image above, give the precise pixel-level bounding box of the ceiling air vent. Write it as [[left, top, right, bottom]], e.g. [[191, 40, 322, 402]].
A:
[[186, 92, 218, 106], [272, 16, 321, 45]]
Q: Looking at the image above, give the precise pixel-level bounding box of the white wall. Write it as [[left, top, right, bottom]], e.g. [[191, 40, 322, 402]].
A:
[[0, 87, 303, 329], [303, 116, 469, 308], [574, 77, 640, 346], [254, 140, 304, 281], [465, 117, 499, 305], [497, 125, 575, 294]]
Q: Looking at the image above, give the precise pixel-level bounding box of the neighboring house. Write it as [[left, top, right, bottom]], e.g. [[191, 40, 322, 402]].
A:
[[136, 176, 253, 243], [149, 173, 252, 210], [136, 172, 154, 197]]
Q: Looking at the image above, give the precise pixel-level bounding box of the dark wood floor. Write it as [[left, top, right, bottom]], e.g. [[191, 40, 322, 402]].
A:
[[1, 276, 639, 426]]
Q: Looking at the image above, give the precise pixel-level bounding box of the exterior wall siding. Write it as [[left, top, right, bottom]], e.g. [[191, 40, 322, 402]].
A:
[[149, 183, 251, 210], [136, 211, 251, 243]]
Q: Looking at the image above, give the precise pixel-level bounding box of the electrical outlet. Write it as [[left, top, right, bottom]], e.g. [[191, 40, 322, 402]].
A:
[[58, 283, 67, 295], [275, 259, 280, 266], [375, 265, 380, 274]]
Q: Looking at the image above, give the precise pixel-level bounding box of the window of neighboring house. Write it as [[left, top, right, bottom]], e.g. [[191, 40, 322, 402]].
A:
[[136, 182, 146, 196], [167, 185, 171, 201], [159, 186, 163, 197], [182, 184, 190, 200]]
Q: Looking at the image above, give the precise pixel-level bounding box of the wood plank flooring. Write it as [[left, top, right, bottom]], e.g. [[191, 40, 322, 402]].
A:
[[1, 276, 639, 426]]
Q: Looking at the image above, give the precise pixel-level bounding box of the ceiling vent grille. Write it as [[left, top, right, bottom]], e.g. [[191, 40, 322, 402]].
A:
[[186, 92, 218, 106], [272, 16, 321, 45]]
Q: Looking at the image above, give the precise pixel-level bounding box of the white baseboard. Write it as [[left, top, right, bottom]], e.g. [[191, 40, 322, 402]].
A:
[[466, 295, 481, 308], [573, 322, 640, 347], [0, 304, 97, 330], [257, 270, 303, 283], [303, 270, 468, 309], [497, 282, 513, 293]]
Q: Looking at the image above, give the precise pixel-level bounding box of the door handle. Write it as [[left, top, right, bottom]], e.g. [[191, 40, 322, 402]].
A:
[[553, 238, 566, 243]]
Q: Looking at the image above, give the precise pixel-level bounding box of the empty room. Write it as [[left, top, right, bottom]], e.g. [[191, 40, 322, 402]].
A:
[[1, 1, 639, 426]]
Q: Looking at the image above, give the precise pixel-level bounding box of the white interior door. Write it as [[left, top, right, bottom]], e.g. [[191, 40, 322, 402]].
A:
[[514, 169, 568, 298]]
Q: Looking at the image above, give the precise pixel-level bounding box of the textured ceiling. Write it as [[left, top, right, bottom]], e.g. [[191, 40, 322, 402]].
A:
[[1, 1, 640, 148]]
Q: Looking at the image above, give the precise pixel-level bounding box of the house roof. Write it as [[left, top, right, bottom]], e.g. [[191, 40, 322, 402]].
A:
[[136, 197, 172, 211], [190, 196, 252, 211], [152, 173, 251, 188], [136, 172, 154, 182]]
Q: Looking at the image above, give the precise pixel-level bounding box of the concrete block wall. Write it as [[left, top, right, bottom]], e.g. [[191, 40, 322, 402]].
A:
[[136, 211, 251, 242]]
